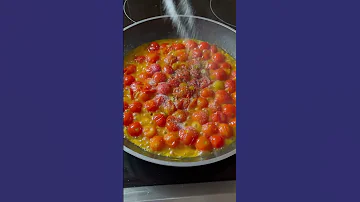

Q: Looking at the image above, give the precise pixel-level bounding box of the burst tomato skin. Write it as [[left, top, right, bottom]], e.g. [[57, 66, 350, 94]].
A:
[[127, 122, 142, 137]]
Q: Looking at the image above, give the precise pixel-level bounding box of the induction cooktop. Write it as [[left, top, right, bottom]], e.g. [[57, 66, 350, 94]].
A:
[[123, 0, 236, 188]]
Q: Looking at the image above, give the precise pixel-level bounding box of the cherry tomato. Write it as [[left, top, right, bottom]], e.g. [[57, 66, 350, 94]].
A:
[[195, 136, 212, 151], [124, 64, 136, 75], [156, 82, 171, 95], [202, 50, 211, 60], [172, 110, 187, 122], [160, 43, 169, 50], [172, 43, 185, 50], [163, 65, 174, 74], [149, 136, 165, 151], [212, 52, 225, 63], [210, 45, 218, 53], [207, 61, 219, 70], [138, 72, 150, 80], [215, 90, 233, 104], [168, 77, 181, 87], [192, 110, 209, 125], [148, 42, 160, 52], [198, 42, 210, 50], [200, 88, 215, 98], [208, 100, 222, 112], [185, 40, 197, 49], [134, 55, 145, 63], [209, 135, 224, 148], [229, 118, 236, 127], [123, 101, 129, 112], [230, 70, 236, 80], [218, 123, 233, 138], [124, 75, 135, 86], [163, 100, 177, 115], [201, 122, 218, 137], [164, 133, 180, 148], [179, 127, 199, 145], [144, 99, 159, 112], [143, 125, 157, 138], [127, 122, 142, 137], [153, 72, 167, 83], [191, 49, 202, 58], [220, 62, 231, 69], [123, 111, 133, 126], [188, 98, 198, 109], [146, 52, 160, 63], [138, 91, 151, 102], [166, 116, 180, 132], [145, 64, 161, 76], [129, 101, 142, 113], [210, 111, 228, 123], [177, 51, 188, 62], [164, 55, 177, 65], [197, 97, 208, 109], [225, 79, 236, 93], [175, 98, 190, 110], [153, 114, 166, 127], [212, 68, 228, 80], [222, 104, 236, 118], [231, 92, 236, 102]]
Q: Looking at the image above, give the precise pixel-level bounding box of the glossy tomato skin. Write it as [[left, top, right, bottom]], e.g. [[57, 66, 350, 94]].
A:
[[129, 101, 142, 113], [176, 51, 188, 62], [225, 79, 236, 93], [156, 82, 171, 95], [185, 40, 198, 49], [210, 111, 228, 123], [195, 136, 212, 151], [220, 62, 231, 69], [166, 117, 180, 132], [210, 45, 218, 53], [144, 99, 159, 112], [229, 118, 236, 127], [179, 127, 199, 145], [200, 88, 215, 98], [208, 100, 222, 112], [198, 42, 210, 50], [153, 114, 166, 127], [209, 135, 224, 148], [208, 61, 219, 70], [201, 122, 218, 137], [191, 48, 202, 58], [146, 52, 160, 63], [163, 100, 177, 116], [123, 101, 129, 112], [164, 55, 177, 65], [148, 42, 160, 52], [212, 52, 225, 63], [164, 133, 180, 148], [197, 97, 208, 109], [202, 50, 211, 60], [145, 64, 161, 76], [124, 64, 136, 75], [123, 111, 133, 126], [138, 91, 151, 102], [192, 110, 209, 125], [153, 72, 167, 83], [222, 104, 236, 118], [172, 110, 187, 122], [212, 68, 228, 80], [149, 136, 165, 151], [215, 90, 233, 104], [218, 123, 233, 138], [127, 122, 142, 137], [134, 55, 145, 63], [124, 75, 135, 86], [163, 65, 174, 74], [143, 125, 157, 138], [172, 43, 185, 50]]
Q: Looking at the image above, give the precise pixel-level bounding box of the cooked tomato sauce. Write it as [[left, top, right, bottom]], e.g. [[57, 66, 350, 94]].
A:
[[123, 39, 236, 158]]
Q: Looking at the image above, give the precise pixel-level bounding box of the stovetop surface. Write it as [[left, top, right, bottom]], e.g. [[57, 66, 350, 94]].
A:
[[123, 0, 236, 188]]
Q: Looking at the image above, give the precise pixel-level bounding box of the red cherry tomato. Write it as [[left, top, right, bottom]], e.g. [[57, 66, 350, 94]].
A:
[[202, 50, 211, 60], [195, 136, 212, 151], [212, 68, 228, 80], [149, 136, 165, 151], [164, 133, 180, 148], [172, 43, 185, 50], [210, 111, 228, 123], [144, 99, 159, 112], [185, 40, 198, 49], [153, 72, 167, 83], [123, 101, 129, 112], [143, 125, 157, 138], [148, 42, 160, 52], [222, 104, 236, 118], [197, 97, 208, 109], [145, 64, 161, 76], [124, 75, 135, 86], [164, 55, 177, 65], [218, 123, 233, 138], [129, 101, 142, 113], [123, 111, 133, 126], [177, 51, 188, 62], [200, 88, 215, 98], [191, 49, 202, 58], [231, 92, 236, 102], [172, 110, 187, 122], [215, 90, 233, 104], [166, 116, 180, 132], [225, 79, 236, 93], [208, 100, 222, 112], [156, 82, 171, 95], [153, 114, 166, 127], [209, 135, 224, 148], [192, 110, 209, 125], [201, 122, 218, 137], [127, 122, 142, 137], [198, 42, 210, 50], [146, 52, 160, 63], [138, 72, 150, 80], [229, 118, 236, 127], [124, 64, 136, 75], [163, 100, 177, 115], [220, 62, 232, 69], [212, 52, 225, 63], [179, 126, 199, 145], [210, 45, 218, 53], [138, 91, 151, 102], [163, 65, 174, 74], [208, 61, 219, 70]]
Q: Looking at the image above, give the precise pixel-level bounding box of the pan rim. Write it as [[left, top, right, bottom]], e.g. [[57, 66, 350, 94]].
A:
[[123, 15, 236, 167]]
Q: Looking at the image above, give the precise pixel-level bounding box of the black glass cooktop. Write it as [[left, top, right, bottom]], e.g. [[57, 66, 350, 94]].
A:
[[123, 0, 236, 188]]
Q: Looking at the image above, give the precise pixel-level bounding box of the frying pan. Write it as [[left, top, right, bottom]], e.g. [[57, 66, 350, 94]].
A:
[[123, 15, 236, 167]]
